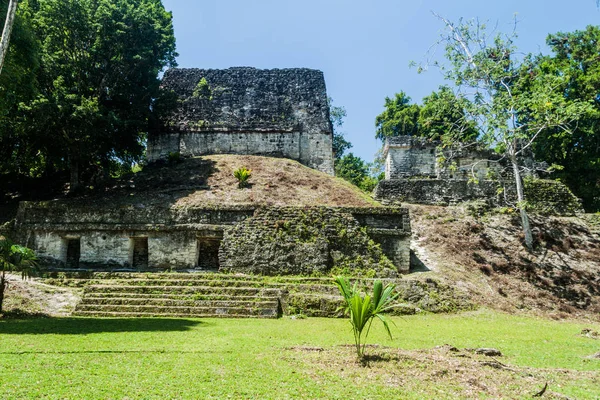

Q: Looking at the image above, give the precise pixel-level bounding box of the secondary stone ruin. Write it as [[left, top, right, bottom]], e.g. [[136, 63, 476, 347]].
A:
[[374, 136, 583, 214], [148, 67, 334, 175], [375, 135, 524, 206]]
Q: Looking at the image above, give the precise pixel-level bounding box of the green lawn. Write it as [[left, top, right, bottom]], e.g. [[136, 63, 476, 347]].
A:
[[0, 310, 599, 399]]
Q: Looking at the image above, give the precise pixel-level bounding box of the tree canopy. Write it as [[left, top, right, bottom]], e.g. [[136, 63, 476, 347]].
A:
[[334, 153, 379, 193], [532, 26, 600, 211], [0, 0, 177, 191], [374, 87, 477, 142], [375, 91, 420, 140], [0, 0, 39, 176], [418, 85, 478, 142], [328, 99, 381, 193]]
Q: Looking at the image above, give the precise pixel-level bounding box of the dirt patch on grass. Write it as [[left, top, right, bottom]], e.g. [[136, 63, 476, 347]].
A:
[[1, 274, 81, 318], [286, 344, 598, 399], [408, 204, 600, 321]]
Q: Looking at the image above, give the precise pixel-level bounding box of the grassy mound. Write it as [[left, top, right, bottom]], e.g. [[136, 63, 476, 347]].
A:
[[95, 155, 380, 208]]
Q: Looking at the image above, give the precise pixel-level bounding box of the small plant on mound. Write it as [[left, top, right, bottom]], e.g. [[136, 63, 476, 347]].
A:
[[192, 77, 212, 100], [233, 167, 252, 188], [0, 238, 39, 314], [167, 151, 181, 164], [335, 276, 398, 359]]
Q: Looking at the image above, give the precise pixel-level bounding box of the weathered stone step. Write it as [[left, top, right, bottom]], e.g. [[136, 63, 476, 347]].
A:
[[72, 311, 274, 319], [74, 304, 278, 317], [85, 278, 289, 288], [84, 285, 284, 296], [79, 281, 339, 298], [75, 278, 338, 293], [79, 297, 279, 308], [84, 293, 271, 301]]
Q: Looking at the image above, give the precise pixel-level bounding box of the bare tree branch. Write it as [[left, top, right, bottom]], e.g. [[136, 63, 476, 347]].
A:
[[0, 0, 18, 75]]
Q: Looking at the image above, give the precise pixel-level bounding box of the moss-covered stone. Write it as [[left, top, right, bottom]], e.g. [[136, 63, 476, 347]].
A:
[[524, 178, 583, 216], [219, 207, 398, 276]]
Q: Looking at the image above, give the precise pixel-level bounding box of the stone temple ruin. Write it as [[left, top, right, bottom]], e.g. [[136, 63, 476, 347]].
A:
[[6, 67, 580, 318], [148, 67, 335, 175], [13, 67, 411, 276]]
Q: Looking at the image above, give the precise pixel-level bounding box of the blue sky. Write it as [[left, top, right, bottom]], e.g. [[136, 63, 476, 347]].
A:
[[161, 0, 599, 162]]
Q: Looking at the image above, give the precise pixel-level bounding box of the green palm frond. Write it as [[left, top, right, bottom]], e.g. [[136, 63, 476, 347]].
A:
[[0, 239, 39, 278], [335, 276, 399, 358]]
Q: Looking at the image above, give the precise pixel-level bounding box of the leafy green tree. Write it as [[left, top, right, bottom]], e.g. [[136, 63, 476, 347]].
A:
[[0, 0, 39, 176], [335, 276, 398, 359], [328, 99, 381, 192], [375, 91, 420, 140], [419, 85, 478, 141], [328, 97, 351, 161], [531, 26, 600, 211], [374, 86, 477, 142], [16, 0, 177, 192], [335, 153, 379, 193], [0, 238, 38, 314], [424, 15, 590, 250]]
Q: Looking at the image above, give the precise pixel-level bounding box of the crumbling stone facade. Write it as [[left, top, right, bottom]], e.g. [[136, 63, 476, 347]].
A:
[[15, 202, 411, 274], [148, 67, 334, 174], [15, 202, 254, 270], [376, 136, 582, 213], [383, 136, 503, 181], [219, 207, 410, 276], [376, 136, 506, 205]]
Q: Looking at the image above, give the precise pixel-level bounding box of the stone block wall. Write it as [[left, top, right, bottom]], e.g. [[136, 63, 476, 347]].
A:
[[15, 202, 254, 270], [179, 131, 302, 159], [379, 136, 553, 207], [148, 67, 334, 174], [375, 179, 503, 206], [16, 202, 411, 273], [31, 230, 201, 270], [375, 177, 583, 215], [524, 179, 584, 215], [350, 208, 411, 270], [219, 207, 410, 275], [384, 136, 438, 179], [383, 136, 503, 180]]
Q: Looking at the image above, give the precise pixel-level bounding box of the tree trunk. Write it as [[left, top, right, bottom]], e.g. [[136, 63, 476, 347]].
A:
[[511, 156, 534, 251], [0, 0, 18, 75], [0, 270, 6, 314], [69, 158, 80, 194]]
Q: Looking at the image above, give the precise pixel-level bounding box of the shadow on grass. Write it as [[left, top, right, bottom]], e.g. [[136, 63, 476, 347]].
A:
[[0, 349, 230, 355], [0, 309, 51, 319], [0, 317, 205, 335]]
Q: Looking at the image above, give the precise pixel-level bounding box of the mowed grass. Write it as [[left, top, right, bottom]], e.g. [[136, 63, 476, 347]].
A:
[[0, 310, 599, 399]]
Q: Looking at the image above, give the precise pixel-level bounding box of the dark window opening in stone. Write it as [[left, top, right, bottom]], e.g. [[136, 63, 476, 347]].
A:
[[197, 238, 220, 270], [131, 237, 149, 269], [65, 238, 80, 268]]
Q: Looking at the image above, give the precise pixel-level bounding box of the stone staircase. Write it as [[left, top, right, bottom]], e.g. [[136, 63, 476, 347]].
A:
[[43, 273, 343, 319]]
